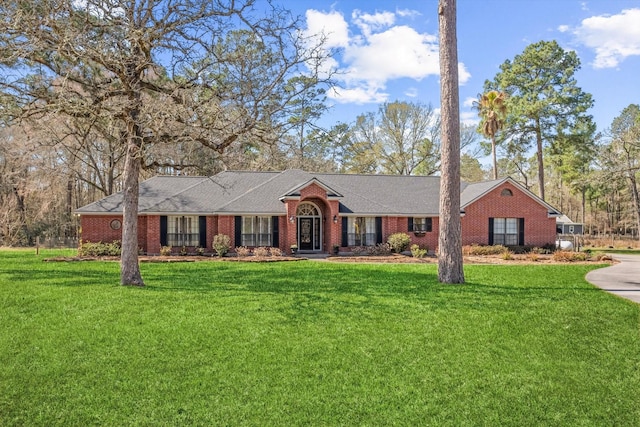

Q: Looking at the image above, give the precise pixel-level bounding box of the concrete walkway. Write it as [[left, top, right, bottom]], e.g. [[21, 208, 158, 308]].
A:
[[586, 254, 640, 304]]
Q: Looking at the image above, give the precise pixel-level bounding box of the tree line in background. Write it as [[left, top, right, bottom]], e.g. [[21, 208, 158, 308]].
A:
[[0, 3, 639, 251]]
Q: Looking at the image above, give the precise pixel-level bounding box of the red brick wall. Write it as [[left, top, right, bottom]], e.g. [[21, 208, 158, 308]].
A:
[[461, 183, 556, 247], [383, 216, 439, 252], [80, 215, 123, 245], [145, 215, 159, 254], [216, 216, 232, 247]]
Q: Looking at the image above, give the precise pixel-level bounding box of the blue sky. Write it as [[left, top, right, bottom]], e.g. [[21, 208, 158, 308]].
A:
[[289, 0, 640, 144]]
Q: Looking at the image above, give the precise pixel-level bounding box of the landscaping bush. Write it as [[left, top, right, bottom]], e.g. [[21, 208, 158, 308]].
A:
[[253, 247, 270, 257], [78, 241, 122, 257], [235, 246, 251, 258], [213, 234, 231, 257], [410, 244, 427, 259], [591, 251, 612, 262], [387, 233, 411, 253], [367, 243, 392, 256], [351, 246, 367, 256], [269, 247, 283, 257], [463, 244, 509, 256], [159, 246, 172, 256], [501, 249, 514, 260], [552, 250, 587, 262]]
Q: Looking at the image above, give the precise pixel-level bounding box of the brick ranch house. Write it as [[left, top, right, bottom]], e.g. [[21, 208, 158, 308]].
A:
[[76, 169, 562, 255]]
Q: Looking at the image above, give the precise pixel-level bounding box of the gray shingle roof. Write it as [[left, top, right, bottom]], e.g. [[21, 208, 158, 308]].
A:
[[76, 170, 559, 216]]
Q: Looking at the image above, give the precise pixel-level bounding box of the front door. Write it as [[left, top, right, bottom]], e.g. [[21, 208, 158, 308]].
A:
[[299, 218, 314, 251]]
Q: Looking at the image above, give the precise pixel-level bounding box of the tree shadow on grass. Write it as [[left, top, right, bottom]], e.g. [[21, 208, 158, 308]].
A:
[[1, 260, 120, 287], [4, 260, 606, 310], [137, 262, 607, 315]]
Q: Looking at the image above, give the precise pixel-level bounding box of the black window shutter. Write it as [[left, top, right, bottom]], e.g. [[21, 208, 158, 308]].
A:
[[234, 216, 242, 247], [426, 218, 433, 232], [272, 216, 279, 248], [341, 217, 348, 247], [375, 217, 383, 244], [408, 217, 413, 232], [488, 218, 494, 245], [199, 216, 207, 248], [518, 218, 525, 246], [160, 216, 168, 246]]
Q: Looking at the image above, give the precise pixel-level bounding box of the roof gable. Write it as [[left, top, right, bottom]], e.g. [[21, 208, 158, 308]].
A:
[[280, 177, 343, 199], [461, 177, 561, 216]]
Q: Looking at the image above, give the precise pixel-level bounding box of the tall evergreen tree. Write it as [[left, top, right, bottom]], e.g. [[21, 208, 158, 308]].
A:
[[484, 40, 593, 200]]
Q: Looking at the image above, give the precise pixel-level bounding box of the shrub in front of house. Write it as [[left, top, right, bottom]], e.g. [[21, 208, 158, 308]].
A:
[[213, 234, 230, 257], [410, 244, 427, 259], [235, 246, 251, 258], [501, 249, 514, 260], [387, 233, 411, 253], [269, 247, 283, 257], [253, 247, 270, 257], [367, 243, 392, 256], [160, 246, 172, 256], [78, 241, 121, 257], [552, 250, 587, 262], [351, 246, 367, 256], [463, 244, 509, 256]]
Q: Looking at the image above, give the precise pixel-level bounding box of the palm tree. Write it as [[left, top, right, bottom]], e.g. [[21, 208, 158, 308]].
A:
[[475, 90, 507, 180]]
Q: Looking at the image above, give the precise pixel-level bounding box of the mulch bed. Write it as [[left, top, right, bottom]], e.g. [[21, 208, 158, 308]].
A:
[[43, 253, 613, 265]]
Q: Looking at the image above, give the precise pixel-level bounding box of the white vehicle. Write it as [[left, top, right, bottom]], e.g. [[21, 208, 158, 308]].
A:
[[556, 240, 574, 250]]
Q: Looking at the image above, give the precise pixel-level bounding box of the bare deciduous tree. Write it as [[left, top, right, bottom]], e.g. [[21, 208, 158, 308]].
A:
[[0, 0, 330, 285], [349, 101, 441, 175]]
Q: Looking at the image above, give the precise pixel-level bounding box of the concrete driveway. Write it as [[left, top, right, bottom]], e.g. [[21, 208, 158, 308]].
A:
[[586, 254, 640, 304]]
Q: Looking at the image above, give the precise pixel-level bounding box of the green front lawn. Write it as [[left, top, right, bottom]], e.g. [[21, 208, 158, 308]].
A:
[[0, 250, 638, 426]]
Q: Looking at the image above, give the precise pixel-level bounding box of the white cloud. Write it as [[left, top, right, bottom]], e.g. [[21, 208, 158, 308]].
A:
[[352, 9, 396, 37], [462, 97, 477, 108], [558, 24, 569, 33], [305, 9, 350, 49], [458, 63, 471, 85], [327, 85, 388, 105], [306, 8, 472, 105], [460, 111, 479, 126], [404, 87, 419, 98], [396, 8, 421, 19], [343, 25, 439, 83], [573, 8, 640, 68]]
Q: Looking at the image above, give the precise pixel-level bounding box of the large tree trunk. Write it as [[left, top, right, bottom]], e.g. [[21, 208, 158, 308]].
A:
[[120, 136, 144, 286], [491, 135, 498, 180], [437, 0, 464, 284], [120, 80, 145, 286]]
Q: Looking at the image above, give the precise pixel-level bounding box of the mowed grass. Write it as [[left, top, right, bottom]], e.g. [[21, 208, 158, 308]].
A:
[[0, 250, 638, 426]]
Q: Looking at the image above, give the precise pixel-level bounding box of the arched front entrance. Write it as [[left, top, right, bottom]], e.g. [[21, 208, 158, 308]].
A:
[[296, 202, 322, 252]]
